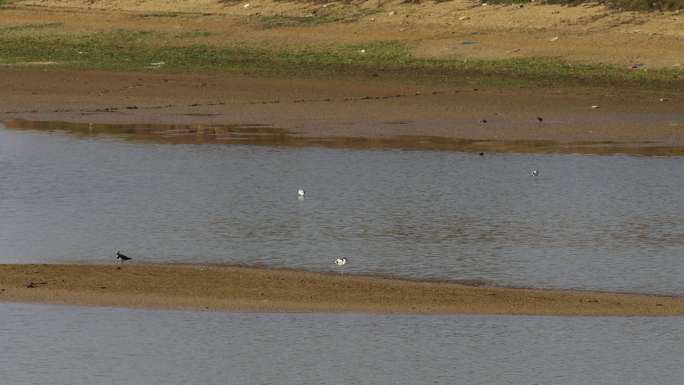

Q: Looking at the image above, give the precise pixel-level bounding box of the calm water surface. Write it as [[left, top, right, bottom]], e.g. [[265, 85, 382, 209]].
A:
[[1, 126, 684, 293], [1, 303, 682, 385]]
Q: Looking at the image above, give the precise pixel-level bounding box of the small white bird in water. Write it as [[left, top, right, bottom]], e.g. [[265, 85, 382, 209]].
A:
[[530, 169, 539, 177], [335, 257, 348, 266], [298, 188, 306, 198]]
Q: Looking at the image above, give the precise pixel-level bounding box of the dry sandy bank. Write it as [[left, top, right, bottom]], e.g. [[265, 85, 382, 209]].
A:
[[6, 0, 684, 69], [0, 264, 682, 316]]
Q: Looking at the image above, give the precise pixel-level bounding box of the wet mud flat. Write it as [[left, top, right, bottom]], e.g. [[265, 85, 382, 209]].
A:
[[2, 69, 684, 155], [5, 117, 684, 156]]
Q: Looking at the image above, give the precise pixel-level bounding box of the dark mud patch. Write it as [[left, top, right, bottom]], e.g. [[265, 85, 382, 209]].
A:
[[4, 118, 684, 156]]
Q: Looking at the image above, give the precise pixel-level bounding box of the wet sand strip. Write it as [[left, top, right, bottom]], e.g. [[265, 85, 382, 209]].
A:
[[5, 118, 684, 156], [0, 264, 682, 316]]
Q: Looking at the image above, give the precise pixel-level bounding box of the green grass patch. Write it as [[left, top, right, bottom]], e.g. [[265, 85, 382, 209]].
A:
[[133, 12, 184, 18], [256, 14, 345, 28], [132, 11, 215, 19], [174, 30, 212, 39], [0, 30, 682, 91], [254, 9, 377, 29], [0, 22, 63, 32]]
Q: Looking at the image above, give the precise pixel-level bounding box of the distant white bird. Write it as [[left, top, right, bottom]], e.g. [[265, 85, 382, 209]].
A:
[[530, 169, 539, 177], [335, 257, 348, 267], [298, 188, 305, 198]]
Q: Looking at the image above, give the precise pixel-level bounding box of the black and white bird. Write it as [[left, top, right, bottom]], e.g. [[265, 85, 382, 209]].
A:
[[298, 188, 306, 198], [335, 257, 348, 267], [530, 169, 540, 177], [116, 251, 132, 263]]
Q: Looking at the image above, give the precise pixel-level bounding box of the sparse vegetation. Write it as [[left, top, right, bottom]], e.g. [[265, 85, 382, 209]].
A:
[[485, 0, 684, 11], [174, 30, 212, 39], [0, 22, 63, 32], [134, 12, 185, 18], [256, 14, 345, 28], [0, 30, 682, 90], [605, 0, 683, 10], [254, 8, 378, 28]]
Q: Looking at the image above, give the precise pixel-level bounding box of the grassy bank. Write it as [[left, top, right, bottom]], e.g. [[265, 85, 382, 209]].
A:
[[1, 30, 683, 91]]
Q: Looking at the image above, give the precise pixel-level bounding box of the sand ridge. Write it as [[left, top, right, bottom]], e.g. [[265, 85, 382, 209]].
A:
[[0, 264, 682, 315]]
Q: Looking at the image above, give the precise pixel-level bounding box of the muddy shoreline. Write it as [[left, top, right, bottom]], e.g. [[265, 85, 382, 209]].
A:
[[2, 68, 684, 155], [0, 263, 683, 315]]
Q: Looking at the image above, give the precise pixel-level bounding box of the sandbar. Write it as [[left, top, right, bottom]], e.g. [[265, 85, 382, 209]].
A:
[[0, 264, 682, 316]]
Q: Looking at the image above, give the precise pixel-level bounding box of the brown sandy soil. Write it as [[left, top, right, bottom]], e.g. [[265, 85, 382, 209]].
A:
[[2, 68, 684, 154], [5, 0, 684, 68], [0, 264, 683, 315]]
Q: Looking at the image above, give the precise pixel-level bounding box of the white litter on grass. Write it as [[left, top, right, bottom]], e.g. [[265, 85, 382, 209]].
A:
[[243, 3, 250, 8], [591, 105, 600, 109], [549, 36, 559, 42], [146, 61, 166, 69], [12, 61, 59, 66], [359, 49, 366, 54], [458, 16, 470, 21]]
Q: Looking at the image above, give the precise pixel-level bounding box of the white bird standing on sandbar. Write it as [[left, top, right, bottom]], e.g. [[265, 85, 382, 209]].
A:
[[335, 257, 348, 274], [530, 169, 539, 177], [298, 188, 306, 199]]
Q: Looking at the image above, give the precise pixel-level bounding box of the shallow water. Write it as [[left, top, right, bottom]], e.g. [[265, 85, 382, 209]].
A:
[[0, 303, 682, 385], [2, 125, 684, 293]]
